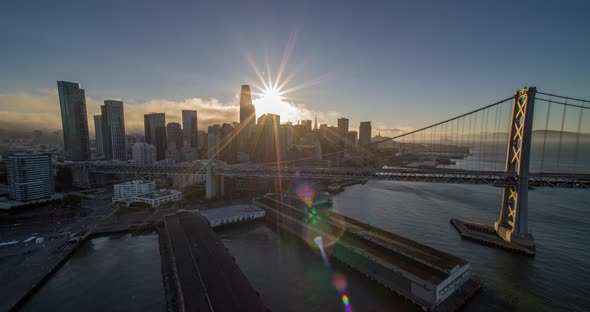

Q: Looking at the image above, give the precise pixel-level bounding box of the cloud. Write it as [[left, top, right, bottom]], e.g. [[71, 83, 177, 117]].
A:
[[0, 88, 342, 136], [0, 89, 239, 135]]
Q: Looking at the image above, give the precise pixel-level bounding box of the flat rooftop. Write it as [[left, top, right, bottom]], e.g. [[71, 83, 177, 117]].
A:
[[256, 196, 468, 285], [200, 204, 263, 221]]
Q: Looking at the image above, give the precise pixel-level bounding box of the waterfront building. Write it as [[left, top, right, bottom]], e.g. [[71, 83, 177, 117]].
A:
[[112, 180, 155, 202], [57, 81, 90, 161], [7, 153, 54, 201], [130, 189, 182, 207], [200, 205, 265, 228], [144, 113, 167, 160], [101, 100, 126, 160]]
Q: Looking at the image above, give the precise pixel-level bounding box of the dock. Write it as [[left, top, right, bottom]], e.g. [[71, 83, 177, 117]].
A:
[[450, 219, 535, 255], [162, 211, 267, 312], [254, 195, 481, 311]]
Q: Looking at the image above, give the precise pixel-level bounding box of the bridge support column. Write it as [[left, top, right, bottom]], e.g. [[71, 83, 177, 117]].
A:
[[451, 87, 536, 255], [494, 87, 536, 248], [205, 164, 224, 199]]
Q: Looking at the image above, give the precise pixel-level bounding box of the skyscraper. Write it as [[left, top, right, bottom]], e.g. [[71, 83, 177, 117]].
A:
[[144, 113, 167, 160], [207, 124, 221, 160], [254, 114, 280, 162], [101, 100, 126, 161], [182, 110, 198, 148], [239, 85, 256, 126], [57, 81, 90, 161], [301, 120, 312, 133], [359, 121, 372, 147], [94, 115, 104, 156], [337, 118, 349, 147], [167, 122, 183, 149], [7, 153, 54, 201], [220, 123, 237, 163], [347, 131, 358, 150]]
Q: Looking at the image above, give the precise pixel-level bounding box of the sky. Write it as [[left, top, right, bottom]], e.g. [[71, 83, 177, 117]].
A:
[[1, 0, 589, 135]]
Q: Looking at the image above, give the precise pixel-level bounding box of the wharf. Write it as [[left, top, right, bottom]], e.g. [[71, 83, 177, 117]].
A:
[[255, 196, 481, 311], [162, 211, 267, 312], [450, 219, 535, 255]]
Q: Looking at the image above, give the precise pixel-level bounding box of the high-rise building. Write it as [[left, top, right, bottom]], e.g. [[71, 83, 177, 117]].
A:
[[101, 100, 126, 161], [207, 124, 221, 160], [359, 121, 372, 147], [347, 131, 358, 150], [314, 114, 318, 131], [57, 81, 90, 161], [279, 124, 293, 159], [144, 113, 167, 160], [131, 142, 157, 164], [182, 110, 198, 148], [197, 130, 208, 150], [301, 120, 312, 133], [7, 153, 54, 201], [239, 85, 256, 126], [220, 123, 237, 163], [166, 122, 183, 149], [94, 115, 104, 156], [254, 114, 280, 162], [338, 118, 348, 146]]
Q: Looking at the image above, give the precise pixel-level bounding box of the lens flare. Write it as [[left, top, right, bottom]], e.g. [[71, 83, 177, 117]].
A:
[[342, 294, 349, 305], [296, 184, 316, 208], [332, 272, 348, 292], [313, 236, 323, 247]]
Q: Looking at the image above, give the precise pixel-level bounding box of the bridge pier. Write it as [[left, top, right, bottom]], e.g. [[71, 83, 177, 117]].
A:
[[205, 164, 224, 199], [453, 87, 536, 255]]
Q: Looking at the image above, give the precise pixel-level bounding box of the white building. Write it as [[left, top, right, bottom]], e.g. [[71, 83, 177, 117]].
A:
[[112, 180, 155, 202], [131, 142, 157, 164], [130, 189, 182, 207], [199, 204, 265, 227]]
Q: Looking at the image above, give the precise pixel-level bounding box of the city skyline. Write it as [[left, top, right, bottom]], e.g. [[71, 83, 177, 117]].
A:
[[2, 1, 589, 136]]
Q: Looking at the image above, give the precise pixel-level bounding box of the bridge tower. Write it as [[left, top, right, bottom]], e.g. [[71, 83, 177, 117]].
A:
[[494, 87, 536, 248]]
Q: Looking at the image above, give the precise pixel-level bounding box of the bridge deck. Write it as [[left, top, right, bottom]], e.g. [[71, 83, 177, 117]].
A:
[[163, 211, 267, 312]]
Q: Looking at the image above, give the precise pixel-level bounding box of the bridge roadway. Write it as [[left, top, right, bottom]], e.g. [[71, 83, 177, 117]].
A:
[[162, 211, 267, 312], [69, 161, 590, 188]]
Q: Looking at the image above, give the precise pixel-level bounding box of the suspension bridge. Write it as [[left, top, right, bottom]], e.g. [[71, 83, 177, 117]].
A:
[[66, 87, 590, 254]]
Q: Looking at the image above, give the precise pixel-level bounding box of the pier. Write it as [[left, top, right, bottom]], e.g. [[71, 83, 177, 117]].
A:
[[162, 211, 267, 312], [254, 195, 481, 311]]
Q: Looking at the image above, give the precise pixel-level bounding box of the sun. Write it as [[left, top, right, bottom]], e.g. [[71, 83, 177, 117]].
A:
[[253, 86, 302, 123]]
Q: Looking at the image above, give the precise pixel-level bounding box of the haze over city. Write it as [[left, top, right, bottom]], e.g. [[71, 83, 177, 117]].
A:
[[1, 1, 589, 135]]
